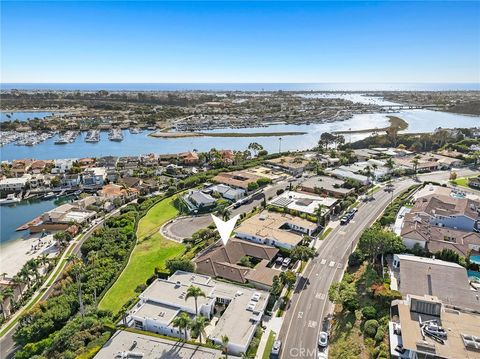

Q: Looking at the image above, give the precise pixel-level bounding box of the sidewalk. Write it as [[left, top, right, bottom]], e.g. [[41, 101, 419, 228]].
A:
[[255, 312, 284, 358]]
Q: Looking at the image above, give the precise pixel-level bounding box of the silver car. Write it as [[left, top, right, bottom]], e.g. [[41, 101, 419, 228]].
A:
[[318, 331, 328, 347], [271, 340, 282, 356]]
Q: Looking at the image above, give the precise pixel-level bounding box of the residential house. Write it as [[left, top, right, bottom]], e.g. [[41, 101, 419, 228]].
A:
[[28, 174, 45, 189], [183, 190, 216, 212], [389, 295, 480, 359], [265, 155, 310, 176], [62, 174, 81, 187], [0, 176, 30, 192], [299, 175, 355, 198], [82, 167, 107, 186], [179, 151, 199, 165], [127, 271, 269, 355], [399, 212, 480, 256], [391, 255, 479, 310], [327, 168, 370, 185], [30, 160, 48, 174], [410, 194, 479, 232], [98, 183, 139, 203], [78, 158, 96, 168], [468, 175, 480, 190], [206, 184, 245, 201], [97, 156, 119, 169], [235, 210, 319, 250], [11, 159, 33, 177], [269, 190, 337, 216], [52, 159, 77, 174], [194, 238, 279, 289], [212, 170, 262, 191]]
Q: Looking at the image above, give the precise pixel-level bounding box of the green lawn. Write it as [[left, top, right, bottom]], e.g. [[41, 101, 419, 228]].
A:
[[450, 176, 475, 189], [99, 197, 184, 315], [262, 331, 276, 359], [319, 227, 333, 240]]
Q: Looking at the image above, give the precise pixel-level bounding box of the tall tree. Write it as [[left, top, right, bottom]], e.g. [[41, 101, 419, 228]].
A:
[[185, 285, 206, 316], [221, 335, 230, 358], [172, 312, 192, 341], [190, 315, 207, 343], [290, 246, 315, 262]]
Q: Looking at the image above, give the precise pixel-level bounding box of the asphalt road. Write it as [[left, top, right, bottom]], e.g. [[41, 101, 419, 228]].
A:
[[278, 169, 478, 359]]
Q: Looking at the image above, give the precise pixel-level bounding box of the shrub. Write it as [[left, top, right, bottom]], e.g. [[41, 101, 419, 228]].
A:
[[257, 177, 272, 187], [364, 319, 379, 338], [362, 306, 377, 320], [348, 251, 364, 267], [344, 297, 359, 312], [375, 327, 385, 342], [165, 258, 195, 273]]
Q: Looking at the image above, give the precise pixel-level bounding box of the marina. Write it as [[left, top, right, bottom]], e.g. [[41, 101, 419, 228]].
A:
[[108, 128, 124, 141], [0, 107, 478, 161], [54, 130, 79, 144], [85, 129, 100, 142]]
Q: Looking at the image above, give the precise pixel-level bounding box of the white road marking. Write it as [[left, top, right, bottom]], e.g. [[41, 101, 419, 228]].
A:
[[320, 259, 326, 265], [329, 261, 335, 267], [337, 263, 343, 269], [315, 292, 326, 300], [298, 311, 303, 319], [308, 320, 318, 328]]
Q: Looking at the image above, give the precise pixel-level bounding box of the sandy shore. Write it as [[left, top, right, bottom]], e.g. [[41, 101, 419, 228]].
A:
[[0, 233, 59, 277], [149, 130, 307, 138]]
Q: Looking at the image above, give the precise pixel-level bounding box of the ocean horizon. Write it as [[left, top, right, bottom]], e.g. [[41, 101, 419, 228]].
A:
[[1, 82, 479, 92]]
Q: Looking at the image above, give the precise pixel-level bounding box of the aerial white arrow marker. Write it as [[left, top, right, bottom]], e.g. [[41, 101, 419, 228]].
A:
[[211, 214, 240, 245]]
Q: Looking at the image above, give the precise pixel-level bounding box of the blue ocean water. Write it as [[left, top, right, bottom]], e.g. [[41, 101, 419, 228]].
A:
[[2, 83, 479, 91]]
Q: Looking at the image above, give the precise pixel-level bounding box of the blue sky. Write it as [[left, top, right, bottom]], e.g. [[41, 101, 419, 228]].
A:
[[1, 1, 479, 83]]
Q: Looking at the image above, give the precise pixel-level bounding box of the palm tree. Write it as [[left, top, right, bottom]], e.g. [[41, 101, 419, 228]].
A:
[[38, 254, 50, 272], [11, 275, 24, 294], [412, 155, 420, 176], [2, 287, 14, 315], [221, 335, 230, 358], [172, 312, 192, 341], [185, 285, 206, 316], [315, 204, 325, 227], [190, 315, 207, 343], [26, 259, 40, 284], [0, 289, 6, 320], [19, 266, 32, 290], [68, 255, 85, 318], [385, 157, 395, 173], [215, 206, 231, 221]]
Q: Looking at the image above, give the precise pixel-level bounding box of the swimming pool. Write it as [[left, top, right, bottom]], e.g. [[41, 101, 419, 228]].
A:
[[468, 270, 480, 282], [470, 255, 480, 265]]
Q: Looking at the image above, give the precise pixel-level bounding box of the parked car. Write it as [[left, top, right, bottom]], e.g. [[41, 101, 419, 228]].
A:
[[275, 257, 284, 265], [340, 216, 350, 225], [282, 257, 292, 267], [271, 340, 282, 356], [318, 331, 329, 347]]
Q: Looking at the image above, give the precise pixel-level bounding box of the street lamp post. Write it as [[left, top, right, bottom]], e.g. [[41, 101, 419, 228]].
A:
[[278, 137, 282, 153]]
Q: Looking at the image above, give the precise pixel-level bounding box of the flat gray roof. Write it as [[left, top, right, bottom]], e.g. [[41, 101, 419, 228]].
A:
[[94, 330, 223, 359], [132, 300, 180, 326], [397, 255, 479, 311]]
